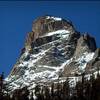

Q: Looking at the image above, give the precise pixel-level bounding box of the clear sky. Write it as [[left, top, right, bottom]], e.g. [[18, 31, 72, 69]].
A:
[[0, 1, 100, 77]]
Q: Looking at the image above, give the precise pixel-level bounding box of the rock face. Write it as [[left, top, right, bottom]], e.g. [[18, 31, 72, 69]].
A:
[[74, 33, 96, 58], [25, 15, 75, 50], [85, 48, 100, 72], [6, 15, 100, 92], [32, 15, 74, 36], [94, 48, 100, 58]]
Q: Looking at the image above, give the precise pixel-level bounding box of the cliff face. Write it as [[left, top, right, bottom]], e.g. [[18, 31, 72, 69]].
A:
[[6, 15, 99, 92], [25, 15, 75, 50], [32, 15, 74, 37], [74, 33, 96, 58], [86, 48, 100, 72]]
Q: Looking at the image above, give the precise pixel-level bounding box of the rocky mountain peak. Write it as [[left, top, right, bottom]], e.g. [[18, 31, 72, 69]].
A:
[[25, 15, 76, 50], [32, 15, 74, 35], [6, 15, 100, 92]]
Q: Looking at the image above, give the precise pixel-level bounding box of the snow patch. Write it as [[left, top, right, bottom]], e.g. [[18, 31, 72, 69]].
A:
[[77, 52, 94, 70], [46, 16, 62, 21], [43, 29, 70, 37]]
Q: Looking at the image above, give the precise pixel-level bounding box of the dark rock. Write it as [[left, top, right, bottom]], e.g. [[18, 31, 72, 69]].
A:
[[93, 48, 100, 58], [31, 35, 59, 48], [20, 47, 26, 55], [24, 55, 30, 61], [82, 33, 96, 51]]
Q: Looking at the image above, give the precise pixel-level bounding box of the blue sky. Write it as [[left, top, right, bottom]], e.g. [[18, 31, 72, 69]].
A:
[[0, 1, 100, 77]]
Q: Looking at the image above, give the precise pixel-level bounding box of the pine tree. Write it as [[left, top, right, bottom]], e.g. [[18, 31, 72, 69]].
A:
[[30, 92, 34, 100], [62, 78, 70, 100], [56, 80, 60, 97], [81, 72, 85, 99], [97, 66, 100, 78], [34, 84, 41, 100], [44, 86, 50, 100], [88, 73, 95, 100], [51, 83, 54, 97], [0, 72, 4, 100], [92, 74, 100, 100], [40, 87, 44, 100]]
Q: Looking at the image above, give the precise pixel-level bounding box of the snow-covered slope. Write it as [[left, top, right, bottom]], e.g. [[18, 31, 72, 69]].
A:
[[6, 15, 99, 92]]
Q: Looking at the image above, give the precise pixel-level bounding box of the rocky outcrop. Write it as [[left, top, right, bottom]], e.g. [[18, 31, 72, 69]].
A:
[[25, 15, 76, 50], [63, 61, 78, 76], [74, 33, 97, 58], [85, 48, 100, 72], [32, 15, 75, 36], [94, 48, 100, 58], [62, 33, 97, 76]]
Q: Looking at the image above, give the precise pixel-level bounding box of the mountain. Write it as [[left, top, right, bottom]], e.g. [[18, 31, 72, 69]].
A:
[[6, 15, 100, 92]]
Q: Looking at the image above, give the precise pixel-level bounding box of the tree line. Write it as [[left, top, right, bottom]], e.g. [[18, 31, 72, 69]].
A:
[[0, 71, 100, 100]]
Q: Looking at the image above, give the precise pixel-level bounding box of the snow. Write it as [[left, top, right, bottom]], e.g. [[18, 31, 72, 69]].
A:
[[77, 52, 94, 70], [23, 70, 58, 83], [46, 16, 62, 21], [43, 29, 70, 37], [18, 48, 52, 69], [60, 58, 73, 71], [38, 65, 59, 70]]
